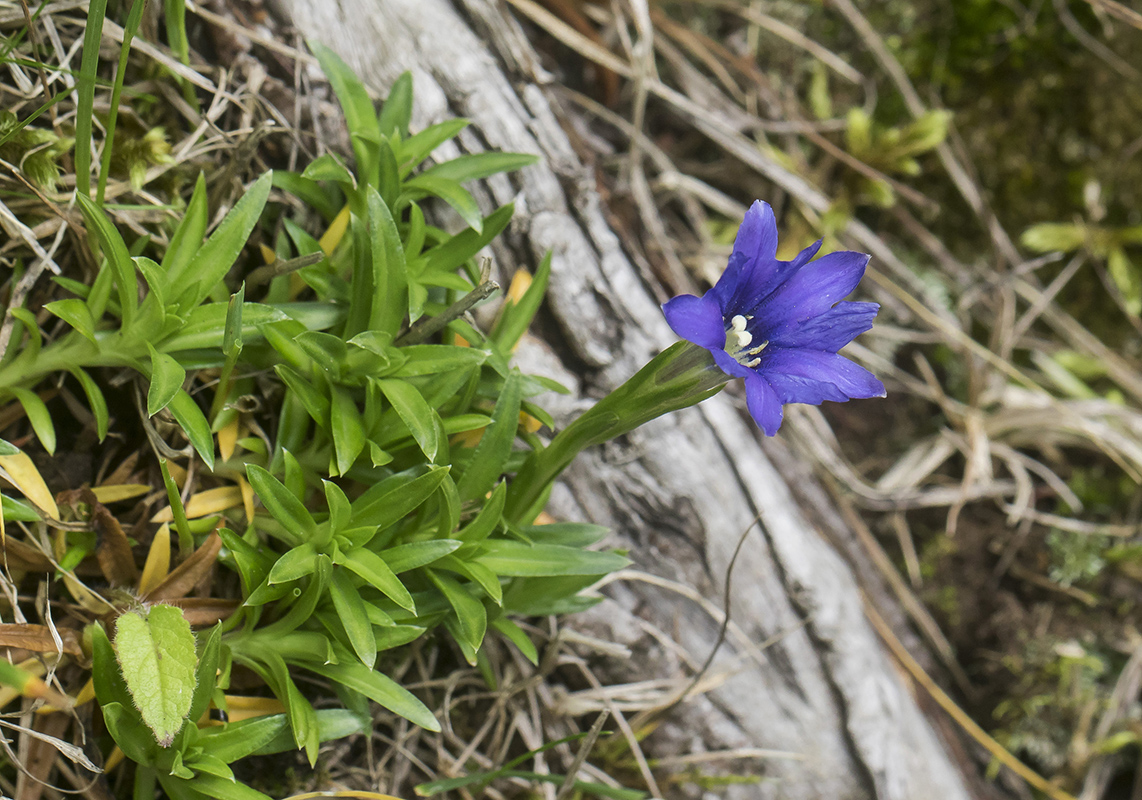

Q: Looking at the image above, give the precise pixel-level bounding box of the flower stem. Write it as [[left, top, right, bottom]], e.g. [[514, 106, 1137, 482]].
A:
[[504, 342, 728, 522]]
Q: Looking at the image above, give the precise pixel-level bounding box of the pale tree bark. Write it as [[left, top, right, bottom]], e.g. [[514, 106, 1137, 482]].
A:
[[267, 1, 975, 797]]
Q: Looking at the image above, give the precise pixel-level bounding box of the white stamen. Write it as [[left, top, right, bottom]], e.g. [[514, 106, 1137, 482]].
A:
[[723, 315, 768, 367]]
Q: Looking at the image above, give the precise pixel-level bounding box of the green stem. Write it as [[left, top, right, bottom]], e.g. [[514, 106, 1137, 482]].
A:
[[504, 343, 728, 522]]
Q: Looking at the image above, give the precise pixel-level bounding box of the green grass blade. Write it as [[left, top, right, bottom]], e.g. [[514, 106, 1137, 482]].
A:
[[96, 0, 146, 205], [74, 0, 109, 199]]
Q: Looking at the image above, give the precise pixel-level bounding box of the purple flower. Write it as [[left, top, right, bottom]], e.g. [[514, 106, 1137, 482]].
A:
[[663, 201, 885, 435]]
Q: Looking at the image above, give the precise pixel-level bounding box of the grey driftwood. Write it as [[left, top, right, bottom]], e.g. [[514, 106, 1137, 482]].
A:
[[268, 1, 974, 798]]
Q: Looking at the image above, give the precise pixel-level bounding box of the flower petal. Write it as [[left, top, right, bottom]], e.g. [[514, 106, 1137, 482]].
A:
[[710, 347, 756, 381], [786, 239, 823, 272], [662, 293, 726, 351], [762, 366, 850, 405], [744, 374, 784, 436], [763, 349, 886, 400], [768, 301, 879, 351], [750, 250, 870, 328], [713, 201, 779, 310]]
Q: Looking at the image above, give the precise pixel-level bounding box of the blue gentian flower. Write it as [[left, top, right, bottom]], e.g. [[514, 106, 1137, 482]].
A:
[[662, 201, 886, 436]]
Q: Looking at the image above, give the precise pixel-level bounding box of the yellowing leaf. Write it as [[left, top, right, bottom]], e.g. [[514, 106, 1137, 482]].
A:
[[217, 416, 240, 462], [91, 484, 151, 503], [319, 205, 351, 255], [138, 523, 172, 596], [114, 604, 198, 747], [0, 452, 59, 519], [150, 486, 243, 523]]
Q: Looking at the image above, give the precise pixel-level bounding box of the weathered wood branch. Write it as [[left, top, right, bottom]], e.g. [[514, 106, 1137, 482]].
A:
[[269, 1, 973, 797]]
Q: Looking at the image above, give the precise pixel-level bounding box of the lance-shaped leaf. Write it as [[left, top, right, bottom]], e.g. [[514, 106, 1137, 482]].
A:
[[44, 298, 96, 344], [367, 187, 408, 335], [377, 378, 439, 462], [428, 569, 486, 659], [69, 368, 108, 440], [305, 657, 439, 731], [9, 388, 55, 455], [167, 172, 272, 311], [146, 344, 185, 416], [114, 604, 198, 747], [456, 370, 520, 503], [162, 172, 208, 275], [168, 391, 214, 470], [76, 194, 137, 328], [336, 546, 415, 612], [310, 42, 380, 186], [329, 569, 376, 666], [246, 464, 316, 543], [329, 388, 366, 476]]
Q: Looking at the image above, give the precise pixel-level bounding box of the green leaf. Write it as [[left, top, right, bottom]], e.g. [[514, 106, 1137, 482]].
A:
[[275, 365, 331, 428], [456, 481, 506, 543], [267, 543, 320, 585], [188, 624, 222, 725], [399, 119, 469, 172], [378, 379, 440, 462], [218, 528, 272, 598], [238, 709, 366, 756], [421, 152, 539, 183], [330, 569, 377, 666], [403, 175, 482, 233], [73, 0, 107, 199], [175, 773, 274, 800], [1021, 222, 1087, 254], [0, 439, 19, 457], [272, 171, 344, 221], [91, 621, 134, 711], [44, 298, 96, 344], [163, 301, 287, 352], [310, 42, 381, 185], [0, 492, 30, 523], [168, 391, 215, 470], [168, 172, 272, 310], [243, 651, 318, 762], [518, 522, 609, 547], [324, 480, 352, 534], [379, 540, 463, 574], [475, 541, 629, 577], [428, 569, 486, 660], [114, 604, 198, 747], [76, 194, 137, 328], [377, 71, 413, 139], [305, 658, 439, 731], [456, 370, 520, 503], [146, 343, 186, 416], [102, 701, 156, 765], [437, 555, 502, 605], [9, 388, 55, 455], [223, 284, 245, 358], [491, 253, 550, 353], [329, 388, 366, 476], [337, 547, 415, 612], [162, 173, 209, 276], [1108, 248, 1142, 317], [367, 187, 408, 335], [350, 465, 450, 529], [247, 464, 316, 543], [195, 714, 289, 762], [490, 615, 538, 666], [392, 345, 488, 377], [301, 153, 355, 185], [420, 203, 514, 274], [135, 256, 168, 320]]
